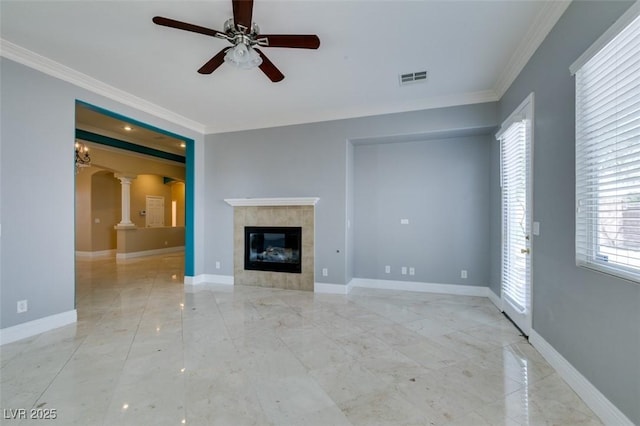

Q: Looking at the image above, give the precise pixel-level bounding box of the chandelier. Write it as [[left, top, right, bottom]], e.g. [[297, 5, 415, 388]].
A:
[[75, 141, 91, 173]]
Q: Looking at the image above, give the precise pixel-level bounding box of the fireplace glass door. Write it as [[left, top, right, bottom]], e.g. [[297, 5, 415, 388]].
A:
[[244, 226, 302, 273]]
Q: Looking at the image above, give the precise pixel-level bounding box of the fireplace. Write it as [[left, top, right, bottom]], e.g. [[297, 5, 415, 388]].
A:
[[226, 199, 317, 291], [244, 226, 302, 273]]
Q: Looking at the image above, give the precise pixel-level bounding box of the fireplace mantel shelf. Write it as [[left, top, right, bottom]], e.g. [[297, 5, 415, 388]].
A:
[[224, 197, 320, 207]]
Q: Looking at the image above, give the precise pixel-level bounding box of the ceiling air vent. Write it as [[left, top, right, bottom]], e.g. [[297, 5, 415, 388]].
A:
[[399, 70, 428, 86]]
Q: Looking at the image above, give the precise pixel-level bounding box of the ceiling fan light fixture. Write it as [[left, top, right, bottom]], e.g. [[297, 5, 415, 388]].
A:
[[224, 43, 262, 70]]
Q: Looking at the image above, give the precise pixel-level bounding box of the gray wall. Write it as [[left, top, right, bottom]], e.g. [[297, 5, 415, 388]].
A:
[[1, 59, 76, 329], [346, 141, 355, 284], [204, 102, 497, 285], [354, 135, 492, 286], [0, 58, 204, 330], [205, 123, 350, 284], [495, 1, 640, 423], [488, 137, 502, 296]]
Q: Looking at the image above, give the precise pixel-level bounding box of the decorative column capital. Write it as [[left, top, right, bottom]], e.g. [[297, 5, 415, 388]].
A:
[[114, 173, 137, 184]]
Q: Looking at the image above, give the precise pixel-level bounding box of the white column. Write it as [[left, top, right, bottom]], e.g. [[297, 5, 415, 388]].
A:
[[115, 174, 136, 228]]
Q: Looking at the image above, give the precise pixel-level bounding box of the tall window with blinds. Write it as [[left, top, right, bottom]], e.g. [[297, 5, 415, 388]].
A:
[[574, 11, 640, 283], [497, 93, 533, 335], [501, 120, 530, 315]]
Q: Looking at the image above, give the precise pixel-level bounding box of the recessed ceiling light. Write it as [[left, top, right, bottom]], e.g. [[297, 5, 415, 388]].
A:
[[179, 142, 186, 148], [123, 125, 133, 131]]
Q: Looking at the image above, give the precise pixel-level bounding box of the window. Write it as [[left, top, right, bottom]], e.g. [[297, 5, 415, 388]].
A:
[[573, 4, 640, 282]]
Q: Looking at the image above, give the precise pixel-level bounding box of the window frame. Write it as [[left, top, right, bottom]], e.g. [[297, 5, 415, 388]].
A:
[[572, 3, 640, 283]]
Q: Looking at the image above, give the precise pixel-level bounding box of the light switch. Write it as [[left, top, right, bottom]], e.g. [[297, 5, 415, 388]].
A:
[[533, 221, 540, 236], [400, 219, 409, 225]]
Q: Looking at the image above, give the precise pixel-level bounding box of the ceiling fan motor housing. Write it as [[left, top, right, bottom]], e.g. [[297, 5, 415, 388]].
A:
[[220, 19, 262, 47]]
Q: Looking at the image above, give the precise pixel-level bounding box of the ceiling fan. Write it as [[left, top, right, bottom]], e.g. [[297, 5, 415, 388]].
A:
[[152, 0, 320, 82]]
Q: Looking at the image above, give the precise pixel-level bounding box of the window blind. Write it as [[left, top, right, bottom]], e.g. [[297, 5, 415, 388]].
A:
[[501, 120, 529, 312], [575, 13, 640, 282]]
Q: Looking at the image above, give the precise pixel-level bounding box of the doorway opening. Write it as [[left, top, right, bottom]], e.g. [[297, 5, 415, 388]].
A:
[[496, 93, 534, 336], [73, 100, 195, 286]]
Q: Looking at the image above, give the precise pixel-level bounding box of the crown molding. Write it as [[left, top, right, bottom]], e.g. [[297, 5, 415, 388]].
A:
[[0, 39, 206, 134], [1, 38, 499, 136], [493, 1, 572, 97], [204, 89, 500, 134]]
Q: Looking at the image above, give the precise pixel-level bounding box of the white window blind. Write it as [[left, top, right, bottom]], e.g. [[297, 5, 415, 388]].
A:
[[575, 12, 640, 283], [500, 120, 530, 312]]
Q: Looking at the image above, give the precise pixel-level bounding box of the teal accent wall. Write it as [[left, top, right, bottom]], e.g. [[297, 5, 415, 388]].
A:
[[185, 138, 195, 276]]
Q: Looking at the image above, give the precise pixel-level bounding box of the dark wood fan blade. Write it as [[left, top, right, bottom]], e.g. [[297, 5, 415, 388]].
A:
[[198, 47, 231, 74], [260, 34, 320, 49], [153, 16, 222, 38], [255, 49, 284, 82], [232, 0, 254, 32]]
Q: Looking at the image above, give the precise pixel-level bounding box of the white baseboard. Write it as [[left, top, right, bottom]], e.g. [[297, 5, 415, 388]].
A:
[[486, 287, 502, 311], [116, 246, 184, 261], [75, 249, 115, 258], [184, 274, 234, 286], [349, 278, 490, 297], [529, 330, 634, 426], [314, 282, 350, 294], [0, 310, 77, 346]]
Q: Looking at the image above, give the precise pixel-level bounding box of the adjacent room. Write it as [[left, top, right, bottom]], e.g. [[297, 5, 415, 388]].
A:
[[74, 102, 189, 263], [1, 1, 639, 425]]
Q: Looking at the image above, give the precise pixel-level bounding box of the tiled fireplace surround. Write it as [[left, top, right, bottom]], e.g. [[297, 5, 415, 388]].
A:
[[226, 198, 318, 291]]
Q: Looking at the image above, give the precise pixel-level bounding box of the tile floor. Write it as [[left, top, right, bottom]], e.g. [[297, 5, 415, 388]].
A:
[[1, 254, 602, 425]]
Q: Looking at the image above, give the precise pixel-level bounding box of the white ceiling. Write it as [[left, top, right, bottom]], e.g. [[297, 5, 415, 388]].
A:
[[1, 1, 568, 134]]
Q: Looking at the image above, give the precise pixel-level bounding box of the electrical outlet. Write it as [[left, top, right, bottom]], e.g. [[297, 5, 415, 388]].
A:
[[401, 267, 407, 275], [400, 219, 409, 225], [385, 265, 391, 274], [322, 268, 328, 277], [409, 267, 415, 276], [215, 261, 221, 269], [461, 270, 468, 279], [17, 300, 28, 313]]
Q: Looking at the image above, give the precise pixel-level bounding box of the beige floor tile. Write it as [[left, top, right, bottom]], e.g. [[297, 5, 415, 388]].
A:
[[0, 254, 604, 426]]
